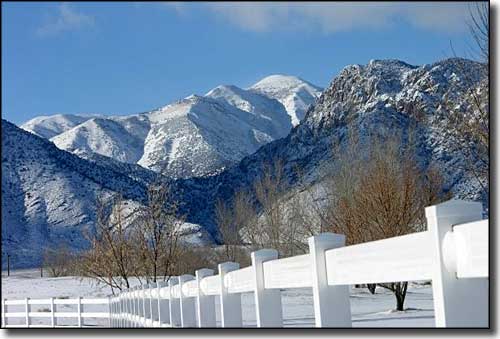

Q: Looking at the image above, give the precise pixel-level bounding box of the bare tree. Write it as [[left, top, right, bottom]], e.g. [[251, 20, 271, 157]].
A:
[[243, 159, 305, 256], [442, 3, 489, 201], [132, 182, 184, 283], [215, 198, 240, 262], [171, 245, 216, 276], [325, 133, 450, 310], [42, 243, 76, 277], [78, 194, 136, 293], [468, 2, 488, 62], [78, 181, 185, 292]]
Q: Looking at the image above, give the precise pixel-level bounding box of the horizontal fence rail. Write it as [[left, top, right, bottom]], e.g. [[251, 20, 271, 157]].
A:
[[2, 199, 489, 328], [324, 231, 434, 285], [105, 200, 489, 328], [2, 298, 110, 328]]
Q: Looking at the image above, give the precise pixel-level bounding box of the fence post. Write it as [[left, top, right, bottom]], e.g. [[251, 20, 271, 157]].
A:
[[148, 284, 153, 327], [107, 297, 111, 328], [179, 275, 196, 327], [148, 285, 156, 327], [132, 288, 137, 327], [2, 299, 7, 327], [309, 233, 352, 327], [129, 290, 133, 327], [425, 199, 488, 327], [117, 295, 121, 328], [132, 286, 139, 327], [251, 249, 283, 327], [110, 297, 114, 327], [117, 296, 120, 327], [218, 262, 242, 328], [195, 268, 216, 327], [122, 291, 126, 327], [113, 296, 116, 327], [155, 282, 162, 327], [122, 293, 126, 328], [25, 298, 30, 328], [123, 288, 132, 327], [139, 286, 145, 327], [157, 282, 169, 327], [109, 298, 112, 327], [50, 297, 55, 328], [114, 296, 118, 327], [142, 287, 147, 327], [169, 277, 181, 327], [141, 285, 147, 327], [77, 297, 82, 328]]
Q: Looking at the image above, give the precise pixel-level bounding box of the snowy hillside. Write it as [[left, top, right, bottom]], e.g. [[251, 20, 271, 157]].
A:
[[1, 120, 212, 268], [250, 75, 323, 126], [20, 76, 320, 179], [205, 84, 292, 137], [2, 119, 157, 267], [51, 115, 150, 164], [174, 58, 488, 233], [139, 94, 290, 177], [21, 113, 101, 139]]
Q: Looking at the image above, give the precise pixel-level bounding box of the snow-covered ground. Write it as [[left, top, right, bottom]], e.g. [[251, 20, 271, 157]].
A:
[[2, 269, 434, 327]]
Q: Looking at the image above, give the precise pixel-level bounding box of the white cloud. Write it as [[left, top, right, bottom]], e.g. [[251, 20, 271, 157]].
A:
[[36, 3, 95, 37], [171, 2, 475, 34]]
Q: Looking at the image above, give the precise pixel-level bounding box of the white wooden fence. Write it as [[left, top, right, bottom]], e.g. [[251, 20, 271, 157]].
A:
[[1, 297, 110, 328], [107, 199, 489, 328], [1, 199, 489, 328]]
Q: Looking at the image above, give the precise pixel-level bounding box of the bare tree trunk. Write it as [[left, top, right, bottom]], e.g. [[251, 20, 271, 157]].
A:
[[395, 282, 408, 311], [367, 283, 377, 294]]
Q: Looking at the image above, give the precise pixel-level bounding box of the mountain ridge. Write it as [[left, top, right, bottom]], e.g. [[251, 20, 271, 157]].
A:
[[4, 58, 488, 266], [21, 75, 322, 178]]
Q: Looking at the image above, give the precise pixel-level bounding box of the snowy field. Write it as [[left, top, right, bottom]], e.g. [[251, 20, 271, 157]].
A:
[[2, 269, 434, 327]]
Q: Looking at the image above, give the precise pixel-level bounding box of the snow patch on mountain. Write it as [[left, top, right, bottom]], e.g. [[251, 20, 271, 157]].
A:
[[51, 115, 150, 164], [140, 95, 286, 177], [250, 75, 323, 126], [21, 114, 101, 139]]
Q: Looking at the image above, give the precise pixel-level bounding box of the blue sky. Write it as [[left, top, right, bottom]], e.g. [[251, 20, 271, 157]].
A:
[[2, 2, 481, 124]]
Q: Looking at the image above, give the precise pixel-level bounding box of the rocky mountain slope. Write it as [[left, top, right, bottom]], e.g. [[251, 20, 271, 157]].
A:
[[21, 76, 321, 178], [176, 58, 488, 235]]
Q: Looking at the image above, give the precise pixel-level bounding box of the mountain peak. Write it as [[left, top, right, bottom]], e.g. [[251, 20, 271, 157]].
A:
[[250, 74, 322, 126], [250, 74, 321, 92]]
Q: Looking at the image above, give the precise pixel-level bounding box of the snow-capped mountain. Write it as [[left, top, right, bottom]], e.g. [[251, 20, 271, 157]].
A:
[[20, 113, 100, 139], [205, 84, 292, 137], [250, 75, 323, 126], [21, 76, 320, 178], [176, 58, 488, 234], [138, 94, 291, 177], [51, 115, 150, 164], [6, 59, 487, 266]]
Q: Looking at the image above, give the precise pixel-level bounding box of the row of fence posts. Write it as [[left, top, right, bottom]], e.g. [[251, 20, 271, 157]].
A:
[[108, 200, 489, 328], [108, 234, 361, 328]]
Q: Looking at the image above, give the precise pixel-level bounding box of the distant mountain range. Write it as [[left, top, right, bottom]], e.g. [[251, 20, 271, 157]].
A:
[[21, 75, 322, 178], [3, 60, 488, 267]]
